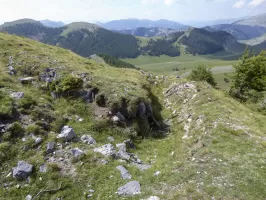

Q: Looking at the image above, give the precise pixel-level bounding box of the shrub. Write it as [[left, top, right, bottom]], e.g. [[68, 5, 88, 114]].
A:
[[8, 122, 25, 138], [188, 65, 217, 87], [230, 49, 266, 102], [49, 75, 83, 94]]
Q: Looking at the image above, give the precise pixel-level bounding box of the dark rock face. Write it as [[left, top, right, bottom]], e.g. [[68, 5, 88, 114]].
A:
[[117, 181, 141, 196], [12, 161, 33, 180]]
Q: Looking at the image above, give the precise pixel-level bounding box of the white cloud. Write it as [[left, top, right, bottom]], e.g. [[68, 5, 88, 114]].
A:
[[248, 0, 265, 6], [233, 0, 246, 8], [164, 0, 177, 5], [141, 0, 159, 4]]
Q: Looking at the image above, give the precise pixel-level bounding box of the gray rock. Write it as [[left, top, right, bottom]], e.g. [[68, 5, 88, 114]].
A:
[[46, 142, 55, 154], [116, 165, 132, 180], [117, 181, 141, 196], [19, 77, 35, 84], [35, 137, 43, 145], [71, 148, 84, 158], [10, 92, 24, 99], [117, 150, 131, 161], [94, 144, 116, 157], [39, 164, 47, 173], [57, 126, 77, 141], [81, 135, 96, 145], [26, 194, 32, 200], [107, 136, 115, 142], [12, 161, 33, 180], [116, 143, 126, 152]]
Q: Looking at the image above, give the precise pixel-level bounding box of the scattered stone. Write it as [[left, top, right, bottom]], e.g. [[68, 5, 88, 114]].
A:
[[107, 136, 115, 142], [57, 126, 77, 142], [35, 137, 43, 145], [87, 194, 93, 198], [116, 165, 132, 180], [88, 189, 95, 193], [94, 144, 116, 157], [19, 77, 35, 84], [116, 143, 127, 152], [46, 142, 55, 154], [81, 135, 96, 145], [99, 159, 108, 165], [111, 116, 120, 123], [154, 171, 161, 176], [12, 161, 33, 180], [71, 148, 84, 158], [26, 194, 32, 200], [39, 164, 47, 173], [117, 181, 141, 196], [10, 92, 24, 99]]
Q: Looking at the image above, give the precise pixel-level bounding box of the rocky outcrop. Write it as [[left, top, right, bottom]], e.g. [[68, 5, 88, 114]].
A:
[[19, 77, 35, 84], [71, 148, 84, 158], [10, 92, 24, 99]]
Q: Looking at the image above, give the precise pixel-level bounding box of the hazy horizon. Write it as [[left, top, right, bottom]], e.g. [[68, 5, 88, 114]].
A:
[[0, 0, 266, 25]]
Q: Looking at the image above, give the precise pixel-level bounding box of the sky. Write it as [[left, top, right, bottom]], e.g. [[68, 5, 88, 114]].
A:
[[0, 0, 266, 24]]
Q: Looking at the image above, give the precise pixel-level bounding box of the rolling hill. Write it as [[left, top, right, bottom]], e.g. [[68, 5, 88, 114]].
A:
[[97, 19, 190, 31], [0, 19, 140, 58], [1, 32, 266, 200]]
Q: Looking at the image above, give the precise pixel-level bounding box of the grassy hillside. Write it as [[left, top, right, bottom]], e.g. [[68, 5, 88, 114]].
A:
[[1, 33, 266, 200], [205, 24, 266, 40], [240, 33, 266, 45]]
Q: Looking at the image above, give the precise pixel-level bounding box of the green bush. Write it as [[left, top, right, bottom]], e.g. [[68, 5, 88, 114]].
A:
[[49, 75, 83, 94], [230, 49, 266, 102], [188, 65, 217, 87], [8, 122, 25, 138], [0, 91, 14, 119]]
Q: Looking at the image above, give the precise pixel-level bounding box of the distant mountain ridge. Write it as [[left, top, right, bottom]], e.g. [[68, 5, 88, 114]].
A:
[[40, 20, 65, 28], [234, 13, 266, 27], [97, 19, 190, 31], [1, 18, 265, 59], [117, 27, 177, 37]]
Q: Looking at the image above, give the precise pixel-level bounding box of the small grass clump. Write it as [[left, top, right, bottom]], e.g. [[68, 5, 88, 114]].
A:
[[0, 90, 14, 119], [8, 122, 25, 138]]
